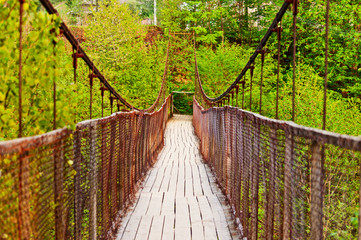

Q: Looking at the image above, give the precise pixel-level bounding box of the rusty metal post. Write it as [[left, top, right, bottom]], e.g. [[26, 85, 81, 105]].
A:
[[359, 161, 361, 239], [265, 129, 277, 239], [89, 122, 98, 240], [251, 122, 261, 240], [274, 23, 282, 119], [18, 0, 24, 138], [291, 0, 298, 122], [52, 38, 57, 130], [242, 82, 245, 109], [73, 130, 81, 240], [53, 77, 56, 130], [54, 141, 65, 240], [73, 47, 76, 84], [18, 152, 31, 239], [323, 0, 330, 130], [235, 85, 239, 108], [310, 142, 323, 240], [248, 66, 254, 111], [283, 133, 294, 239], [257, 50, 265, 115]]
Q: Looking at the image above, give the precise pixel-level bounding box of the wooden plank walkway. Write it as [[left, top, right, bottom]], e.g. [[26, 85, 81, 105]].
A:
[[116, 115, 241, 240]]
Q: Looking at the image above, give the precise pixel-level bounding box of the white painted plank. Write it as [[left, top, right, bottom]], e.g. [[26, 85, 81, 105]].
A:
[[162, 214, 175, 240], [135, 215, 153, 240], [175, 197, 191, 240], [188, 196, 204, 240], [149, 215, 164, 240], [115, 115, 241, 240], [146, 192, 163, 216]]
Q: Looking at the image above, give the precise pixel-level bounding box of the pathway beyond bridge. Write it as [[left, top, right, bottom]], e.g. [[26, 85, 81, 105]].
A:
[[116, 115, 241, 240]]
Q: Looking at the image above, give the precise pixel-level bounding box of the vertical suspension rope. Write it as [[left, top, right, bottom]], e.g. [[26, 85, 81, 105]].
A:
[[323, 0, 329, 131], [53, 71, 56, 130], [275, 21, 282, 119], [110, 95, 113, 115], [258, 49, 265, 115], [242, 81, 245, 109], [73, 46, 76, 83], [291, 0, 298, 122], [18, 2, 26, 238], [89, 67, 95, 119], [235, 85, 239, 108], [52, 31, 57, 130], [18, 0, 24, 138], [249, 66, 254, 111], [101, 85, 104, 117]]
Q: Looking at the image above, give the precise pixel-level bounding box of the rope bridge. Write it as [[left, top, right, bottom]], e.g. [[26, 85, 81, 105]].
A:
[[1, 0, 361, 239]]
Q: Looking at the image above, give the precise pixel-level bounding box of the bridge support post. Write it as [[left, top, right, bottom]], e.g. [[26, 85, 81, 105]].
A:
[[265, 129, 277, 239], [251, 121, 261, 240], [310, 142, 323, 240], [54, 141, 65, 240], [89, 122, 98, 240], [18, 152, 31, 240], [73, 130, 81, 240], [283, 133, 294, 239]]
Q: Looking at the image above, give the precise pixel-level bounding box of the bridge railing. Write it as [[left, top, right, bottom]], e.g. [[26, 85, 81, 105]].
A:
[[0, 96, 170, 240], [193, 98, 361, 239]]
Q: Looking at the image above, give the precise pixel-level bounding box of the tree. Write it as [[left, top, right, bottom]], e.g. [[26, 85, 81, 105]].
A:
[[84, 0, 168, 108]]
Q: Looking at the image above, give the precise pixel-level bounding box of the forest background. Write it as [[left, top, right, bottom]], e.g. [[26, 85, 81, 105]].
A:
[[1, 0, 360, 140], [0, 0, 360, 238]]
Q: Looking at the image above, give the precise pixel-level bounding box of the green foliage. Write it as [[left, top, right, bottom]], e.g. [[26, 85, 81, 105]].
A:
[[197, 43, 361, 135], [66, 0, 85, 25], [84, 0, 167, 109], [129, 0, 154, 19], [197, 42, 361, 237], [0, 1, 75, 140]]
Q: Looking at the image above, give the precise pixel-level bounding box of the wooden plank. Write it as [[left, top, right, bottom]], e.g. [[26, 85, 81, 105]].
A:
[[188, 196, 204, 240], [163, 214, 175, 240], [198, 196, 218, 239], [135, 215, 153, 240], [120, 215, 142, 240], [176, 159, 185, 197], [143, 167, 160, 192], [115, 115, 241, 240], [192, 164, 204, 196], [208, 195, 232, 240], [148, 215, 164, 240], [167, 165, 178, 197], [151, 165, 167, 192], [159, 165, 172, 192], [175, 197, 191, 240], [161, 192, 175, 216], [146, 192, 163, 216], [185, 165, 193, 196]]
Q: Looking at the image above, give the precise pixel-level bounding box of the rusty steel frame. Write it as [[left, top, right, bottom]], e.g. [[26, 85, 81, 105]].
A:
[[194, 0, 292, 103], [39, 0, 170, 112]]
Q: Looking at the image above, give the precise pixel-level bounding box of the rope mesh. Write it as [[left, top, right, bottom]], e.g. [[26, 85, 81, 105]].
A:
[[193, 98, 361, 239], [0, 97, 170, 239]]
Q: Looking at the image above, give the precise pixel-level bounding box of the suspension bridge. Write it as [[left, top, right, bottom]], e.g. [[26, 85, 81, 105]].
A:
[[1, 0, 361, 239]]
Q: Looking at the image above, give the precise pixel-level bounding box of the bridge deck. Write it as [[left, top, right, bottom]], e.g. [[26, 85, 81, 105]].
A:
[[116, 115, 241, 240]]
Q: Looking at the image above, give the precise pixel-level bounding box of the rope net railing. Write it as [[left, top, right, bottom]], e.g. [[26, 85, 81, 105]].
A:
[[193, 0, 361, 238], [0, 96, 170, 239], [193, 99, 361, 239]]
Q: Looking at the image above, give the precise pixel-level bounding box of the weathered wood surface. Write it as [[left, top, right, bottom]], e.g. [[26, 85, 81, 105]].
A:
[[116, 115, 241, 240]]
